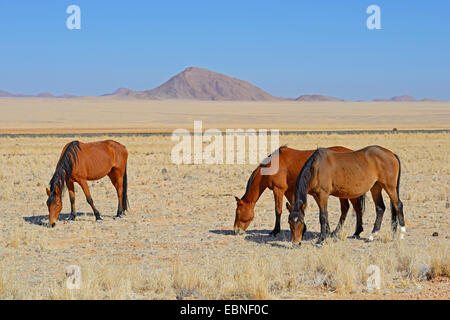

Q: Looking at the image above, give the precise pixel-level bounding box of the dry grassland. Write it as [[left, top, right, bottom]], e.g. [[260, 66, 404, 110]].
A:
[[0, 132, 448, 299]]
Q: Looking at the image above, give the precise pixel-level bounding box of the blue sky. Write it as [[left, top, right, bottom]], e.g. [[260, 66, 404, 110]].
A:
[[0, 0, 449, 100]]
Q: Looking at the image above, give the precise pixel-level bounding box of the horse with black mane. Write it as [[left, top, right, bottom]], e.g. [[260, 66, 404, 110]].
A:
[[288, 145, 404, 246], [234, 146, 365, 238], [46, 140, 129, 227]]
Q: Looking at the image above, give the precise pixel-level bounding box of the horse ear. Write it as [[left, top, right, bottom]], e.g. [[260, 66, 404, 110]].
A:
[[46, 187, 51, 196], [286, 202, 293, 212], [235, 196, 243, 205]]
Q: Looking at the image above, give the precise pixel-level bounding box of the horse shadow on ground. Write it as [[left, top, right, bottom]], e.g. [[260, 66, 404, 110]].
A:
[[243, 229, 321, 248], [23, 212, 92, 227], [209, 229, 235, 236], [209, 228, 321, 248]]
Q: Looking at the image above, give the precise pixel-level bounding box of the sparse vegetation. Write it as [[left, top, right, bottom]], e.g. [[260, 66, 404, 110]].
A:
[[0, 132, 448, 299]]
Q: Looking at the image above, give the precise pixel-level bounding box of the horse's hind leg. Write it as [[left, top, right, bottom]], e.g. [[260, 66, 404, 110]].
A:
[[396, 200, 405, 239], [331, 198, 350, 238], [79, 180, 102, 222], [350, 197, 364, 239], [68, 180, 77, 221], [391, 201, 398, 233], [108, 168, 125, 219], [368, 182, 385, 242], [385, 186, 406, 239]]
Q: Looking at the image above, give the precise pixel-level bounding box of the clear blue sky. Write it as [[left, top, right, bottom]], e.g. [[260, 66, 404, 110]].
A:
[[1, 0, 449, 100]]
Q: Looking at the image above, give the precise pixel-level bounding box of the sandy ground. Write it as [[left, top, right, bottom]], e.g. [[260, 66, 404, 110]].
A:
[[0, 132, 448, 299], [0, 98, 449, 133]]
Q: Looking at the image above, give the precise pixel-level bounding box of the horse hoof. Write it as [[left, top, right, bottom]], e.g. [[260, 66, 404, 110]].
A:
[[314, 243, 323, 248], [351, 235, 361, 240], [96, 219, 103, 223]]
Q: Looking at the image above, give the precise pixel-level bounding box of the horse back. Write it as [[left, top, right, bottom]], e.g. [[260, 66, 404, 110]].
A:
[[359, 145, 399, 179], [271, 147, 313, 188], [328, 146, 353, 153], [348, 145, 398, 169], [324, 145, 395, 165], [316, 146, 398, 196], [71, 140, 128, 181], [266, 146, 353, 189]]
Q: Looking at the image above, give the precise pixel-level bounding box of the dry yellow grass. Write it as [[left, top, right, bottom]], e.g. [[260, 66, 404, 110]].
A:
[[0, 132, 448, 299]]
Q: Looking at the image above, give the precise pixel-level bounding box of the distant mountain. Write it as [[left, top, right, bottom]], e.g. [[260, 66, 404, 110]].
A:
[[36, 92, 54, 98], [0, 90, 76, 98], [419, 98, 438, 102], [111, 88, 134, 96], [2, 72, 444, 101], [102, 87, 150, 99], [0, 90, 15, 97], [374, 95, 416, 102], [295, 94, 343, 102], [107, 67, 283, 101], [63, 94, 77, 98], [0, 90, 33, 98]]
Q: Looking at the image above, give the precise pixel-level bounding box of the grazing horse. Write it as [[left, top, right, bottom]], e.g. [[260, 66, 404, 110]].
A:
[[234, 146, 365, 238], [288, 145, 404, 246], [46, 140, 129, 227]]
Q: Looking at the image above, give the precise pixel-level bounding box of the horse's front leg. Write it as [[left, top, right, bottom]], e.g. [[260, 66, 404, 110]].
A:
[[68, 180, 77, 221], [79, 180, 102, 222], [316, 194, 329, 245], [269, 187, 286, 237], [331, 198, 350, 237]]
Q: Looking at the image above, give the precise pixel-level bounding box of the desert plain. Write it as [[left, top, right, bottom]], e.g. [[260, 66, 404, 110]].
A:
[[0, 98, 448, 299]]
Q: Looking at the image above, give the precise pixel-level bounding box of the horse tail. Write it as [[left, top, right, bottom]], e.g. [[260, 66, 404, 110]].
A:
[[390, 154, 401, 214], [122, 165, 129, 211]]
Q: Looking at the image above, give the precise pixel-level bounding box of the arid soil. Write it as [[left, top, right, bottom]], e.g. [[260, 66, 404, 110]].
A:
[[0, 132, 448, 299], [1, 98, 449, 133]]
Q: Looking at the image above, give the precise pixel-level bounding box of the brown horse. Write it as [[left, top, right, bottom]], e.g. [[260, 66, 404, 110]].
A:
[[46, 140, 128, 227], [234, 146, 365, 238], [288, 145, 404, 246]]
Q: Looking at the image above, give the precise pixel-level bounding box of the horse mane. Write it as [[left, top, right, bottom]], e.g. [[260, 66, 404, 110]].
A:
[[48, 141, 81, 202], [294, 148, 324, 209], [242, 145, 288, 199], [242, 167, 259, 199]]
